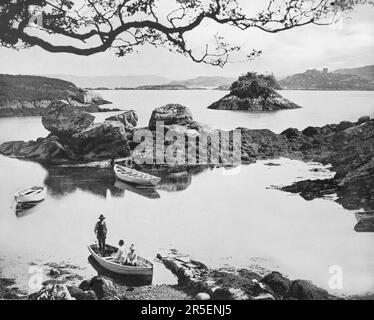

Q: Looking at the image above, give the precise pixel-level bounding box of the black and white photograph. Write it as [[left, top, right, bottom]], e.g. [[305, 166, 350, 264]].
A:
[[0, 0, 373, 307]]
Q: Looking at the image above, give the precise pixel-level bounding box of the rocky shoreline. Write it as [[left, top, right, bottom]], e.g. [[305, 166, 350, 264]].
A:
[[0, 101, 373, 300], [0, 100, 373, 212], [0, 74, 118, 117], [2, 250, 372, 300]]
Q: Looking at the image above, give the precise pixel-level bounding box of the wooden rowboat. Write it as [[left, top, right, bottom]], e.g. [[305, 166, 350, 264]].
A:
[[114, 164, 161, 186], [14, 186, 46, 203], [88, 244, 153, 277]]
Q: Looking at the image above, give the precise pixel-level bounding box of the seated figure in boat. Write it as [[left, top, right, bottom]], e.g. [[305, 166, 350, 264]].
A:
[[112, 240, 127, 264], [125, 244, 138, 266]]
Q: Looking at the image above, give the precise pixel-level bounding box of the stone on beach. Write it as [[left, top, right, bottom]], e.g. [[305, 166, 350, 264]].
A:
[[286, 280, 331, 300], [357, 116, 370, 124], [260, 271, 291, 297], [157, 250, 336, 300], [195, 292, 210, 300], [42, 100, 95, 137], [89, 276, 118, 300]]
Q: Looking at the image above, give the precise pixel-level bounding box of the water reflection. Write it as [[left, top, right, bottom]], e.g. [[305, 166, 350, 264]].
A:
[[15, 201, 44, 218], [42, 164, 210, 199], [114, 180, 160, 199], [88, 255, 152, 286], [152, 166, 210, 192], [354, 211, 374, 232], [43, 166, 124, 198]]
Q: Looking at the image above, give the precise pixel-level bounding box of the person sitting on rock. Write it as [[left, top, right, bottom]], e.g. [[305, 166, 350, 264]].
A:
[[125, 244, 138, 266], [112, 240, 127, 264]]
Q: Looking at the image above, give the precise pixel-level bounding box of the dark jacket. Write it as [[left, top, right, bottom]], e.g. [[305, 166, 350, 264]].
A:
[[94, 221, 107, 238]]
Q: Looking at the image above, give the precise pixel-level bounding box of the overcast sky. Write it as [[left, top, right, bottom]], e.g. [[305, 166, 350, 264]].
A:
[[0, 3, 373, 79]]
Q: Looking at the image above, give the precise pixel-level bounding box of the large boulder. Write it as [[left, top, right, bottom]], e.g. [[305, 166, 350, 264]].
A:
[[286, 280, 330, 300], [67, 286, 97, 300], [260, 272, 291, 298], [148, 104, 193, 130], [357, 116, 370, 124], [89, 276, 118, 300], [42, 100, 95, 137], [72, 120, 130, 159], [106, 110, 138, 130], [0, 136, 71, 160]]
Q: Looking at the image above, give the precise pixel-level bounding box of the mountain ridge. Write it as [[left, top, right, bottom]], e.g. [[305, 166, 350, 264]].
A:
[[333, 65, 374, 82]]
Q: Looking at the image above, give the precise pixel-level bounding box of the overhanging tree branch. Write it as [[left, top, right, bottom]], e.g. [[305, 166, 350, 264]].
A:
[[0, 0, 372, 65]]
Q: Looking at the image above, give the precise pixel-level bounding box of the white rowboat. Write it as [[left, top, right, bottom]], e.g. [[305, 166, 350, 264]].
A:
[[114, 164, 161, 186], [14, 186, 46, 203], [88, 244, 153, 277]]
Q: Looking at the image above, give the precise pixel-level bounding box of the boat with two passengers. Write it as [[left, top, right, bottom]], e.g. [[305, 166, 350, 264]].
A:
[[88, 244, 153, 277]]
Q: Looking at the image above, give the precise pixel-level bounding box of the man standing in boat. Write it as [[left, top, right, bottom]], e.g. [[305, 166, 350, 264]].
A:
[[94, 214, 107, 256]]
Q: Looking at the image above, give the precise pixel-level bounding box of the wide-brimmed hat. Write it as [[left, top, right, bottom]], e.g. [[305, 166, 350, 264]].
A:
[[99, 214, 105, 220]]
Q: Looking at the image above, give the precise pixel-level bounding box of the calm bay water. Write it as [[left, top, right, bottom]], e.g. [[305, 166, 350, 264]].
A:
[[0, 90, 373, 296]]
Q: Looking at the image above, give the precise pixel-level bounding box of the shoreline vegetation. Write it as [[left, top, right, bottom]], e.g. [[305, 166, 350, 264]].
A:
[[0, 74, 119, 118], [208, 72, 301, 111]]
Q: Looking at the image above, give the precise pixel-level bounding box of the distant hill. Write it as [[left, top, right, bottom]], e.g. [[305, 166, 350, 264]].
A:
[[45, 74, 172, 89], [0, 74, 112, 117], [169, 76, 235, 88], [115, 84, 205, 90], [334, 65, 374, 82], [279, 68, 374, 91], [0, 74, 80, 102]]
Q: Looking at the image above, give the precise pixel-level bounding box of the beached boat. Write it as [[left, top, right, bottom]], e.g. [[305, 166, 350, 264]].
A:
[[114, 164, 161, 186], [14, 186, 46, 203], [88, 244, 153, 277]]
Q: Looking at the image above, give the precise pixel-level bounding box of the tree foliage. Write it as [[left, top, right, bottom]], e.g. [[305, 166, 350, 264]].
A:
[[230, 72, 281, 98], [0, 0, 371, 66]]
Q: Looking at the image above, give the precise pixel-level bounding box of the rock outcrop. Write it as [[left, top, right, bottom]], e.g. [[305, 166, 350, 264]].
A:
[[106, 110, 138, 131], [0, 74, 114, 117], [29, 276, 118, 300], [0, 100, 131, 162], [71, 121, 130, 159], [208, 92, 300, 111], [42, 100, 95, 137], [148, 104, 193, 130], [280, 116, 374, 211], [157, 251, 336, 300]]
